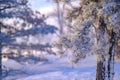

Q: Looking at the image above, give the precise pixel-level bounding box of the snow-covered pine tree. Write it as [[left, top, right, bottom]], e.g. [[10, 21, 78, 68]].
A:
[[0, 0, 28, 77], [1, 0, 58, 77], [54, 0, 120, 80]]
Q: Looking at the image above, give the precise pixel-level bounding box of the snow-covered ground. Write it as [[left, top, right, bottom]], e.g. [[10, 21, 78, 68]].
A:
[[2, 54, 120, 80]]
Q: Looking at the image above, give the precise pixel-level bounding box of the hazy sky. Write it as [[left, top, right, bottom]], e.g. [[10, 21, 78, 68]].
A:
[[29, 0, 54, 10]]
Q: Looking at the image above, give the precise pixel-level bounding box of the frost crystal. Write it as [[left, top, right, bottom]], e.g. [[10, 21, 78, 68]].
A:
[[102, 3, 116, 15]]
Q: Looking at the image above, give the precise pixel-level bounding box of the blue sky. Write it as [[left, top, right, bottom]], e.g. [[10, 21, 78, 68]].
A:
[[29, 0, 54, 10]]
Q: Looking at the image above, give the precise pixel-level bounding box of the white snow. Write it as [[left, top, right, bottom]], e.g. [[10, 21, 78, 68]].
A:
[[7, 55, 96, 80], [2, 58, 23, 70], [17, 71, 95, 80], [2, 54, 120, 80]]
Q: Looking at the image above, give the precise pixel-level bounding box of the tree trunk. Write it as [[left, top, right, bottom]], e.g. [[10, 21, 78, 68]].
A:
[[0, 44, 1, 78], [0, 23, 2, 79], [96, 61, 105, 80], [96, 55, 114, 80], [56, 0, 63, 35], [107, 30, 115, 80], [96, 30, 115, 80], [96, 55, 106, 80]]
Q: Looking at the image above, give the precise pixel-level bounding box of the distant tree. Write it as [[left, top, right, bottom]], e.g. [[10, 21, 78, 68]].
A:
[[55, 0, 120, 80], [54, 0, 63, 34]]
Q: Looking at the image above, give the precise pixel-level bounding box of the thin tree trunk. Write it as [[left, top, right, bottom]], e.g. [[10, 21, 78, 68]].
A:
[[56, 0, 63, 35], [108, 30, 115, 80], [96, 55, 106, 80], [0, 22, 2, 79], [56, 1, 64, 57], [0, 47, 2, 79]]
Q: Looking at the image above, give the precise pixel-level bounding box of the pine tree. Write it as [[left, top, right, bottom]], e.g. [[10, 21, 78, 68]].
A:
[[0, 0, 58, 78], [0, 0, 28, 78]]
